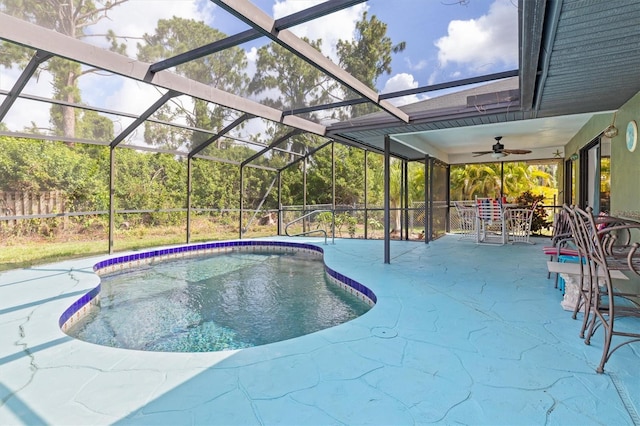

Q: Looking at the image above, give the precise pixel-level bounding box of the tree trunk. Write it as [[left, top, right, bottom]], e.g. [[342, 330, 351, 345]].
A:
[[63, 70, 76, 141]]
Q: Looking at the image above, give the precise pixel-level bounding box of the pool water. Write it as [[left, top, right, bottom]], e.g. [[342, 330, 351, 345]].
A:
[[67, 251, 371, 352]]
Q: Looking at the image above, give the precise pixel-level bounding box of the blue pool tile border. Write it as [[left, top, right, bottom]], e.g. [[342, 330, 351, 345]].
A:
[[59, 240, 376, 332]]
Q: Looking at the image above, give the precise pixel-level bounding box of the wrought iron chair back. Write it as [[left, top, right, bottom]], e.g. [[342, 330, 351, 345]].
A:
[[569, 205, 640, 373]]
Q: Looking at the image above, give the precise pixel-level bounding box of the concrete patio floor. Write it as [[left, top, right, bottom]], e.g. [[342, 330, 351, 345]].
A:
[[1, 235, 639, 425]]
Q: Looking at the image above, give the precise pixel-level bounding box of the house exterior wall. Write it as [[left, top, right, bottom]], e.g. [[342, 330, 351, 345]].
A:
[[564, 89, 640, 216], [609, 90, 640, 216]]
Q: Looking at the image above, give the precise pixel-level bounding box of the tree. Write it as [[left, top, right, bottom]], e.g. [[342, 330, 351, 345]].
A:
[[336, 11, 406, 117], [0, 0, 128, 139], [137, 17, 249, 150], [112, 149, 187, 225], [450, 164, 502, 200], [249, 39, 336, 117], [450, 162, 557, 202]]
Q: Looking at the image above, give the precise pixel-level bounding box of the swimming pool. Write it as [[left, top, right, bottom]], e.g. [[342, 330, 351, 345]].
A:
[[61, 241, 375, 352]]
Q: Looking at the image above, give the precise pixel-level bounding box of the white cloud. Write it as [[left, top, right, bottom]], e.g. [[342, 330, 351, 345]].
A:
[[381, 73, 422, 107], [434, 0, 518, 70], [0, 66, 54, 132], [107, 78, 163, 115], [405, 58, 429, 71], [272, 0, 367, 61], [78, 1, 215, 144], [87, 0, 213, 57], [382, 73, 418, 93]]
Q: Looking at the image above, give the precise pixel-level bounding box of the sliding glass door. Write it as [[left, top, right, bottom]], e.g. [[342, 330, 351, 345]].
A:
[[579, 136, 610, 213]]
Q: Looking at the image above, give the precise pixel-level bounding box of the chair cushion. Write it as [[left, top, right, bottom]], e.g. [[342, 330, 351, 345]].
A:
[[542, 246, 579, 256]]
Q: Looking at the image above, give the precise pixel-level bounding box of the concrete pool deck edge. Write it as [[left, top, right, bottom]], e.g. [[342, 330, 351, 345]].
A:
[[1, 236, 639, 424]]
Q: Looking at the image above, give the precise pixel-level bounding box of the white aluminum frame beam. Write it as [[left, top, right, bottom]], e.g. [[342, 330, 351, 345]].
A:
[[0, 50, 52, 121], [213, 0, 410, 124], [0, 12, 326, 136], [151, 0, 365, 73]]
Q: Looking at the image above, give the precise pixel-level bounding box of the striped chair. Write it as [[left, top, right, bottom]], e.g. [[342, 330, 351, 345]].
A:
[[475, 197, 507, 245]]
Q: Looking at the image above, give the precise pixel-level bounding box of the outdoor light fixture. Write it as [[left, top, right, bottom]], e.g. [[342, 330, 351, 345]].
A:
[[491, 152, 507, 159], [603, 112, 618, 138]]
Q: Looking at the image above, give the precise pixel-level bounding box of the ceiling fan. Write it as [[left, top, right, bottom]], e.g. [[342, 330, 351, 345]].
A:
[[472, 136, 532, 159]]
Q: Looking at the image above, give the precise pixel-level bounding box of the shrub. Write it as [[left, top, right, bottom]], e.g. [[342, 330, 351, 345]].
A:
[[514, 191, 550, 234]]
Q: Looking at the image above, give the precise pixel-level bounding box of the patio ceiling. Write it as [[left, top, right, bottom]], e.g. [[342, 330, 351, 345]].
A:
[[327, 0, 640, 163], [1, 1, 639, 167]]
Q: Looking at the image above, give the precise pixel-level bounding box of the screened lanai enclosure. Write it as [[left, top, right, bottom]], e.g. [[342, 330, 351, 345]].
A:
[[5, 0, 636, 267]]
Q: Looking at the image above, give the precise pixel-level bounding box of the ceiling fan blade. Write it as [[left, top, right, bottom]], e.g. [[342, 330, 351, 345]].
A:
[[472, 151, 492, 157], [503, 149, 532, 155]]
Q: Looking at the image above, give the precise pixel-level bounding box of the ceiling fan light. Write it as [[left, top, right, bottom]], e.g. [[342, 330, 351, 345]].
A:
[[491, 152, 506, 159]]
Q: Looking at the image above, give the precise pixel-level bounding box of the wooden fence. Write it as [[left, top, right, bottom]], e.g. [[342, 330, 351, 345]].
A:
[[0, 191, 66, 225]]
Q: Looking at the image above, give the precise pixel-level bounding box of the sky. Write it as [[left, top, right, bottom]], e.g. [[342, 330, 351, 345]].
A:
[[0, 0, 519, 141]]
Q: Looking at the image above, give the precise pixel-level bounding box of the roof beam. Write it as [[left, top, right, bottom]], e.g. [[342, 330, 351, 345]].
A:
[[212, 0, 410, 124], [283, 70, 519, 117], [0, 12, 325, 136], [0, 50, 52, 121], [241, 129, 303, 167], [189, 113, 253, 158], [150, 30, 258, 73], [283, 98, 369, 117], [150, 0, 365, 73], [280, 140, 333, 172], [380, 70, 519, 100], [110, 90, 178, 148], [191, 154, 277, 171]]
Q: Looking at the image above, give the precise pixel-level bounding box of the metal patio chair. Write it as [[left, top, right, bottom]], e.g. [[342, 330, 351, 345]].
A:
[[543, 209, 578, 288], [505, 202, 536, 244], [568, 205, 640, 373], [453, 201, 477, 241]]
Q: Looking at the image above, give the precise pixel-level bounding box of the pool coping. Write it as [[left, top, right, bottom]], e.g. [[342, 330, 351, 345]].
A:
[[59, 240, 376, 333]]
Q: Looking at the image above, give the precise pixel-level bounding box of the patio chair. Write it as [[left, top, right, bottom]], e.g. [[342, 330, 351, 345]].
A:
[[475, 197, 507, 245], [505, 202, 536, 244], [542, 209, 579, 288], [453, 201, 477, 241], [595, 214, 640, 272], [568, 205, 640, 373]]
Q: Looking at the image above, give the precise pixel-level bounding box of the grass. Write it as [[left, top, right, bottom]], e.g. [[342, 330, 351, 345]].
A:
[[0, 240, 109, 271], [0, 222, 279, 271], [0, 217, 431, 271]]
